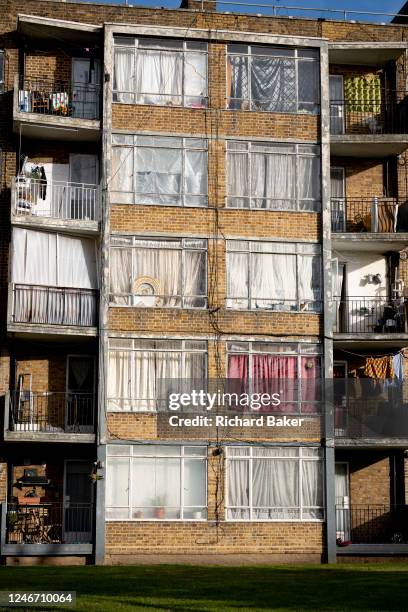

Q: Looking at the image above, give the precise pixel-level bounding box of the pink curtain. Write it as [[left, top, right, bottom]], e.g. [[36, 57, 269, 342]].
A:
[[252, 355, 297, 412], [300, 356, 320, 413], [227, 355, 249, 411]]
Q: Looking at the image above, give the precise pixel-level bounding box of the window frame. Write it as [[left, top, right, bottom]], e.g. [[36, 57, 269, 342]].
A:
[[226, 340, 322, 415], [111, 134, 208, 207], [226, 239, 322, 312], [0, 50, 4, 93], [226, 140, 321, 212], [225, 445, 324, 522], [107, 338, 208, 412], [226, 44, 320, 114], [106, 444, 208, 521], [109, 236, 208, 309], [112, 37, 208, 108]]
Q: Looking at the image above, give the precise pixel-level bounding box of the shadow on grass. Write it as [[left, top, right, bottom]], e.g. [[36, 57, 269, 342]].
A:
[[0, 564, 408, 611]]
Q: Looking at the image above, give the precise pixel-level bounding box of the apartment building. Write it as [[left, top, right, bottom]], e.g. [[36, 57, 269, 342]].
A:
[[0, 0, 408, 565]]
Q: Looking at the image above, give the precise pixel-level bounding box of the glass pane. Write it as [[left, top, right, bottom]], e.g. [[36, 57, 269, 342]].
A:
[[185, 150, 207, 201], [184, 251, 206, 297], [136, 146, 182, 205], [228, 151, 249, 208], [228, 459, 249, 507], [228, 55, 248, 110], [184, 459, 206, 507], [106, 457, 129, 509]]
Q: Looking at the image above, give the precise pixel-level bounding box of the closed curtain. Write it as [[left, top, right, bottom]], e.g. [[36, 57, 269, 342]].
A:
[[114, 48, 135, 103], [110, 249, 132, 304], [228, 55, 248, 109], [251, 253, 297, 309], [111, 147, 133, 203], [132, 457, 181, 518], [298, 156, 321, 210], [227, 151, 249, 207], [298, 255, 321, 308], [228, 453, 250, 519], [252, 355, 297, 412], [135, 50, 182, 105], [136, 146, 181, 205], [106, 457, 130, 518], [108, 349, 205, 411], [183, 250, 206, 306], [12, 229, 97, 326], [300, 356, 320, 414], [184, 52, 207, 106], [251, 153, 295, 210], [302, 460, 323, 518], [252, 449, 299, 519], [251, 57, 296, 112], [227, 252, 249, 308], [227, 354, 249, 406]]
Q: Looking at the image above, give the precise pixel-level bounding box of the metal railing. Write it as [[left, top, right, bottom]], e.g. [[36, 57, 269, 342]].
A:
[[13, 177, 100, 222], [331, 197, 402, 233], [6, 502, 93, 545], [330, 94, 408, 135], [8, 391, 95, 434], [11, 284, 98, 327], [18, 76, 100, 121], [333, 297, 407, 334], [336, 504, 408, 544]]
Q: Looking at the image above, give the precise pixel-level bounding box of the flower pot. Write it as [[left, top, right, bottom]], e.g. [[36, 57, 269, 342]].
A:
[[153, 507, 165, 519]]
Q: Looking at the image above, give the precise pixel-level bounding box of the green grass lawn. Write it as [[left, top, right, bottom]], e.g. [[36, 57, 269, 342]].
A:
[[0, 564, 407, 611]]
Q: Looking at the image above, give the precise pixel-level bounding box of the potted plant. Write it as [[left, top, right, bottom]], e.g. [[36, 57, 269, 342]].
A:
[[152, 495, 166, 519]]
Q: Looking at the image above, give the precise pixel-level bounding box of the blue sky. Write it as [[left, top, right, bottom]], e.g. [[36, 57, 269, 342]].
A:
[[101, 0, 406, 21]]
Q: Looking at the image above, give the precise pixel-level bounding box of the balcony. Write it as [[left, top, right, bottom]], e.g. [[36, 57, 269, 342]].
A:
[[336, 504, 408, 554], [9, 283, 98, 336], [3, 502, 93, 555], [12, 177, 100, 233], [4, 391, 95, 442], [331, 197, 408, 251], [333, 297, 408, 338], [330, 93, 408, 157], [13, 75, 101, 142]]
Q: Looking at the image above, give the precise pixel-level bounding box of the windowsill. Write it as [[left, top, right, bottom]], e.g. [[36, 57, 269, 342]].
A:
[[112, 100, 208, 110], [106, 518, 324, 523], [225, 305, 322, 314], [224, 206, 321, 213], [106, 518, 208, 522], [225, 107, 320, 116], [110, 201, 209, 209], [109, 304, 208, 311], [224, 518, 325, 523]]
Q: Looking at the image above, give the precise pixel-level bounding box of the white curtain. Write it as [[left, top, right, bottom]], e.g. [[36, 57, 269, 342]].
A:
[[132, 457, 181, 518], [228, 457, 249, 519], [252, 451, 299, 520], [184, 150, 207, 205], [184, 250, 205, 307], [298, 156, 321, 210], [298, 255, 321, 308], [110, 249, 132, 304], [227, 252, 249, 308], [107, 350, 132, 411], [114, 49, 135, 103], [251, 153, 295, 210], [302, 460, 323, 519], [184, 52, 207, 106], [136, 50, 182, 105], [134, 245, 180, 306], [251, 253, 297, 309], [227, 152, 249, 207]]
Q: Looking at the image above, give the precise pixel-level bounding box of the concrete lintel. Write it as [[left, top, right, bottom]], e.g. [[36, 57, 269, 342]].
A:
[[332, 233, 408, 253], [18, 14, 101, 34], [329, 43, 407, 66], [333, 333, 408, 342], [7, 323, 98, 338], [106, 23, 327, 49], [330, 137, 408, 158], [335, 438, 408, 448], [4, 432, 96, 443], [11, 215, 100, 236]]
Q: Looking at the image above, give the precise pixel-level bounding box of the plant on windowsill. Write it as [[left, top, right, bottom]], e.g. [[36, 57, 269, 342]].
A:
[[151, 495, 167, 519]]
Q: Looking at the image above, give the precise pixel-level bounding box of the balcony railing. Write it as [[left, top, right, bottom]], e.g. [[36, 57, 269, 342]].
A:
[[336, 505, 408, 544], [11, 284, 98, 327], [330, 93, 408, 135], [6, 502, 93, 545], [333, 297, 407, 334], [13, 177, 100, 222], [18, 76, 100, 121], [8, 391, 95, 434], [331, 197, 404, 233]]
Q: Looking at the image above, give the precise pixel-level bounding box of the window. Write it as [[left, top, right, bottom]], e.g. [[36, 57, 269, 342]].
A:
[[227, 141, 321, 211], [226, 240, 322, 312], [107, 339, 207, 411], [113, 37, 207, 108], [111, 135, 208, 207], [0, 51, 4, 93], [227, 45, 320, 113], [227, 341, 322, 414], [106, 444, 207, 520], [226, 446, 324, 521], [110, 236, 207, 308]]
